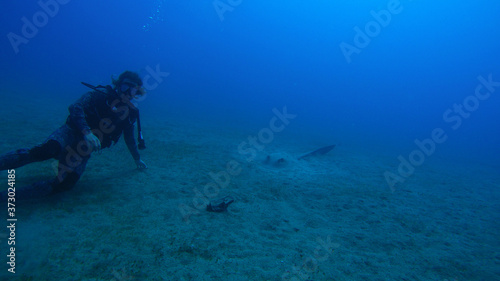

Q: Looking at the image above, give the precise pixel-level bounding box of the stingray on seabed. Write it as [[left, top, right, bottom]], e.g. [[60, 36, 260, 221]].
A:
[[263, 144, 336, 167]]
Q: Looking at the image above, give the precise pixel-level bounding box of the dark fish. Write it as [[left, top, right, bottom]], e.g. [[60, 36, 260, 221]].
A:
[[298, 144, 336, 160], [207, 196, 234, 212]]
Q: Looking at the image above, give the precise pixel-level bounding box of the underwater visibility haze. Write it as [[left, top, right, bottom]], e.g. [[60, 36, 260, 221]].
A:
[[0, 0, 499, 280]]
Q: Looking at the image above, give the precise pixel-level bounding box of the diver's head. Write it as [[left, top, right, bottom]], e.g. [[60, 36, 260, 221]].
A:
[[113, 70, 146, 99]]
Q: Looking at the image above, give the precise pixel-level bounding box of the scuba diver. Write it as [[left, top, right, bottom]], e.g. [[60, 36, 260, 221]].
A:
[[0, 70, 148, 200]]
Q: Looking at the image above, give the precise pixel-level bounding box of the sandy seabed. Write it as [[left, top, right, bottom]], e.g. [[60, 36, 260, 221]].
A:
[[0, 95, 498, 281]]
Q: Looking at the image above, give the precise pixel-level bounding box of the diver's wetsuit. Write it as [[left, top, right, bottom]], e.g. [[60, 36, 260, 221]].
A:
[[0, 87, 141, 200]]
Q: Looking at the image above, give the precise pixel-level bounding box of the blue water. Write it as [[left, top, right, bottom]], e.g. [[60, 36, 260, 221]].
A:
[[1, 0, 499, 279], [1, 0, 500, 164], [2, 0, 499, 166]]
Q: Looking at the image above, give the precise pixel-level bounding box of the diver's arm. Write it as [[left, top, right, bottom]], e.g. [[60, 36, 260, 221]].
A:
[[68, 92, 93, 135], [124, 123, 146, 168], [68, 92, 102, 151]]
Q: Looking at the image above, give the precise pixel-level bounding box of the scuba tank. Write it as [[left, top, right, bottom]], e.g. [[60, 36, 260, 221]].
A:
[[81, 82, 146, 150]]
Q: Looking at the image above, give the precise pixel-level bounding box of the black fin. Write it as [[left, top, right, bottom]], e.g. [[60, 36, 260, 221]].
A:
[[298, 145, 335, 160]]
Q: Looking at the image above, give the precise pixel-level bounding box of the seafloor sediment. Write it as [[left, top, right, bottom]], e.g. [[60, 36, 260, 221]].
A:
[[0, 95, 498, 281]]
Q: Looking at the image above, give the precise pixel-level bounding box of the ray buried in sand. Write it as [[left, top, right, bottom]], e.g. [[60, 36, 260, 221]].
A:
[[384, 74, 499, 192], [178, 106, 297, 222]]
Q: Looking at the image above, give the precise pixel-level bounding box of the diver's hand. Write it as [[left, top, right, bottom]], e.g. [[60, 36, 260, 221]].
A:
[[84, 132, 101, 152], [135, 159, 147, 169]]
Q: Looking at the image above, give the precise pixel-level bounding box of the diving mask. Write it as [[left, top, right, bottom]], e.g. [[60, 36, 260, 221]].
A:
[[120, 80, 146, 99]]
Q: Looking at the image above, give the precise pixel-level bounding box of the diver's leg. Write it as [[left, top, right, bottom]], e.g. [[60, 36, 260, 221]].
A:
[[0, 126, 81, 201], [0, 140, 61, 171], [0, 179, 56, 201], [0, 141, 63, 200], [30, 126, 87, 196], [0, 148, 32, 170], [51, 154, 90, 194], [29, 140, 61, 161], [0, 156, 89, 201]]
